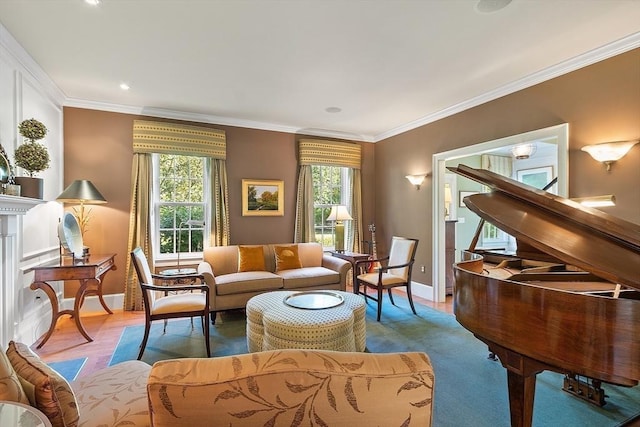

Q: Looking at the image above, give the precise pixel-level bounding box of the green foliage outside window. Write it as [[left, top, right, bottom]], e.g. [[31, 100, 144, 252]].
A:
[[312, 165, 345, 248], [157, 154, 206, 254]]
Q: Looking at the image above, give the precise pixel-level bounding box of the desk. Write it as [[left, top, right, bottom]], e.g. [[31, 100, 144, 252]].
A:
[[30, 253, 116, 348], [330, 251, 371, 293], [0, 401, 52, 427]]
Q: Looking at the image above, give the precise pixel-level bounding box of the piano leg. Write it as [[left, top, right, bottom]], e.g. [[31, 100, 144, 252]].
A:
[[507, 370, 536, 427]]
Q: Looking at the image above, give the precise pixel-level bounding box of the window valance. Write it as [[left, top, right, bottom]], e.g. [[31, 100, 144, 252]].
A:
[[298, 139, 361, 169], [133, 120, 226, 159]]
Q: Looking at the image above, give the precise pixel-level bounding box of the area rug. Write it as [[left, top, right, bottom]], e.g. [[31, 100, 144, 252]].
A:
[[111, 296, 639, 427], [47, 357, 87, 382]]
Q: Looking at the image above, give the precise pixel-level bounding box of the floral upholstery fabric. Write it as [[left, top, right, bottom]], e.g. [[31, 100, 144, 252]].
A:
[[72, 360, 151, 427], [148, 349, 434, 427]]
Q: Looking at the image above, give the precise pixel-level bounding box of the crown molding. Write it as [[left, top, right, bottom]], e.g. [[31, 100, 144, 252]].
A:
[[374, 31, 640, 142], [0, 24, 66, 107]]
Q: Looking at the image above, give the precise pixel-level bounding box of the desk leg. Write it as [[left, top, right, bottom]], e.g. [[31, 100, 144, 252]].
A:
[[77, 277, 113, 315], [30, 281, 92, 349]]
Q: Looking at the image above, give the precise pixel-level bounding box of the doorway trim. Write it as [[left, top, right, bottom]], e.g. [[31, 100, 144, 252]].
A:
[[430, 123, 569, 302]]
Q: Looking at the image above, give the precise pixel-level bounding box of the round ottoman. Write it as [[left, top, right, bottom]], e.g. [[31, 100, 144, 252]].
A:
[[246, 291, 366, 353]]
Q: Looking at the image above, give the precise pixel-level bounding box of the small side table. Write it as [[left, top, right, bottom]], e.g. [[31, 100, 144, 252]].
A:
[[330, 251, 371, 293], [0, 400, 52, 427]]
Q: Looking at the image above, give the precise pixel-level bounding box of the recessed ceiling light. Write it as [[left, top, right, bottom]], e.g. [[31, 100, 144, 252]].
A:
[[119, 83, 130, 91], [325, 107, 342, 113], [85, 0, 100, 5], [476, 0, 512, 13]]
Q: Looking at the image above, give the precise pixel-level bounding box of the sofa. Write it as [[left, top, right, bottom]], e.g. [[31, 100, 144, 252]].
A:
[[2, 343, 434, 427], [198, 242, 351, 321]]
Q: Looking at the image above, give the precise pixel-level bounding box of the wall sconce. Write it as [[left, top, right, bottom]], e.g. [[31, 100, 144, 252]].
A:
[[581, 140, 638, 171], [405, 174, 427, 190], [571, 195, 616, 208], [511, 143, 537, 159], [327, 205, 352, 252], [56, 180, 107, 237]]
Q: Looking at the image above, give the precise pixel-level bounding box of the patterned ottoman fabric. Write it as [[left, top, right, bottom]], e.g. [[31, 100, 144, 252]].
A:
[[246, 291, 366, 352]]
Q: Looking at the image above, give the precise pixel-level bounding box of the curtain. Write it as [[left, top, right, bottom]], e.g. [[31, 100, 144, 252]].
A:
[[294, 165, 315, 242], [481, 154, 512, 177], [124, 153, 152, 311], [124, 120, 227, 311], [294, 139, 362, 251]]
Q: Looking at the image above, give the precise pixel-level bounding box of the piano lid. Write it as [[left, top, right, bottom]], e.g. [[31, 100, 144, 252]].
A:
[[448, 165, 640, 290]]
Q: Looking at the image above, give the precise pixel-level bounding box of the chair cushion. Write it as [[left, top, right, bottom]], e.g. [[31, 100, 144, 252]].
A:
[[278, 266, 340, 289], [274, 244, 302, 271], [6, 341, 79, 427], [152, 293, 206, 315], [215, 272, 283, 295], [238, 245, 266, 272], [357, 272, 407, 287], [0, 349, 29, 404]]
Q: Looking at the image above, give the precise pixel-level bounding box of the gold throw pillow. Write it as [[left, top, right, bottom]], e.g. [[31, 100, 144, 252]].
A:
[[274, 244, 302, 271], [238, 246, 266, 272]]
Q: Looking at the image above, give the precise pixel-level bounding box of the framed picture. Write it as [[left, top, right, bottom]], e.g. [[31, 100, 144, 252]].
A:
[[459, 191, 477, 208], [242, 179, 284, 216], [516, 166, 553, 190]]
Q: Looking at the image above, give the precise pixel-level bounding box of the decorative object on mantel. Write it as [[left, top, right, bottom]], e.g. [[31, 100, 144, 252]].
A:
[[0, 144, 20, 195], [13, 118, 50, 199], [56, 180, 107, 237]]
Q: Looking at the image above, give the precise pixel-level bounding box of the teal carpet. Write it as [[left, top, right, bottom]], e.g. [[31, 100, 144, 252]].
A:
[[110, 296, 639, 427], [48, 357, 87, 382]]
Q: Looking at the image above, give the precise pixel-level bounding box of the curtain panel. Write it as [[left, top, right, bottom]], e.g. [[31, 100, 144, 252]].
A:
[[125, 120, 228, 311]]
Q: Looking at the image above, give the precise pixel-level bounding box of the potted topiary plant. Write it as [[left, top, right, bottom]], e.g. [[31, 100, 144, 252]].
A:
[[14, 118, 50, 199]]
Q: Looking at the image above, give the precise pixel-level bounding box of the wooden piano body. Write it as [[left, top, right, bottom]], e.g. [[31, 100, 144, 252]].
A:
[[449, 165, 640, 427]]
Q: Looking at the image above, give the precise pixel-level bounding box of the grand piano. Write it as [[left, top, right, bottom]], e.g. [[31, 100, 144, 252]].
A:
[[448, 165, 640, 427]]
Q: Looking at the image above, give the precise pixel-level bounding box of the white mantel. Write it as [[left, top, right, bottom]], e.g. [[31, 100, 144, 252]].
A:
[[0, 195, 45, 347]]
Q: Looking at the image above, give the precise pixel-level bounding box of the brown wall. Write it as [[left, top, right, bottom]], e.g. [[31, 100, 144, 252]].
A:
[[375, 48, 640, 285], [63, 109, 374, 296]]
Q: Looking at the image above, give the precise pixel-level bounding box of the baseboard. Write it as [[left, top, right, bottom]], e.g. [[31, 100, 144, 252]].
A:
[[61, 293, 125, 313], [394, 281, 434, 301]]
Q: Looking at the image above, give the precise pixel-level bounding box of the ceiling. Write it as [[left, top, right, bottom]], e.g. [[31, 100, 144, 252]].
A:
[[0, 1, 639, 142]]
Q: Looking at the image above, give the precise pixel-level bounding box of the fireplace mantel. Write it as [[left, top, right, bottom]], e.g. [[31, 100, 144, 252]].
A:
[[1, 194, 46, 347]]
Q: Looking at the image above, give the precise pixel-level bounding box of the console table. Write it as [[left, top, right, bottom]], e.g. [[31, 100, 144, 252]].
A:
[[30, 253, 116, 348]]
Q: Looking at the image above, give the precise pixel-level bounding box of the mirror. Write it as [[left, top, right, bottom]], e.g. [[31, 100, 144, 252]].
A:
[[0, 151, 9, 184], [58, 212, 85, 259]]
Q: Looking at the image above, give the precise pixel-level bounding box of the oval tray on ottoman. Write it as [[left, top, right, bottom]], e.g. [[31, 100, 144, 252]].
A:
[[246, 290, 366, 352]]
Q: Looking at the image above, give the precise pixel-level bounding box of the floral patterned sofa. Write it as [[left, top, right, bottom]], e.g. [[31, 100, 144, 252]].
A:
[[2, 343, 434, 427], [147, 349, 435, 427]]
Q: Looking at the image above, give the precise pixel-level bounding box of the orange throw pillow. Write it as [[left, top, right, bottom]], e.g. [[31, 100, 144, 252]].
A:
[[274, 245, 302, 271], [238, 246, 266, 272]]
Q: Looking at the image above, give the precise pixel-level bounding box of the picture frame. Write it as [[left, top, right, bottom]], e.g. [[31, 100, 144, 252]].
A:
[[459, 191, 477, 208], [242, 179, 284, 216], [516, 166, 553, 190]]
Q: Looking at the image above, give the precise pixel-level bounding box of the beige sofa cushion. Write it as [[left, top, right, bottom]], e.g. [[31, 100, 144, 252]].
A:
[[6, 341, 79, 427], [72, 360, 151, 427], [0, 349, 29, 404], [215, 271, 283, 295], [148, 350, 434, 427], [278, 266, 341, 289]]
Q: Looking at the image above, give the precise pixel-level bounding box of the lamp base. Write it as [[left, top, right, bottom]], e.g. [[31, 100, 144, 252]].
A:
[[335, 223, 345, 252]]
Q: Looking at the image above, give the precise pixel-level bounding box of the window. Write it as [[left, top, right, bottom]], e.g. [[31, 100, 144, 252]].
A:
[[152, 154, 208, 259], [312, 165, 350, 248]]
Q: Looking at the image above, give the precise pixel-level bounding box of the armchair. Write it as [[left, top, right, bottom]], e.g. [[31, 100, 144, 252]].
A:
[[355, 236, 419, 321], [130, 247, 211, 359]]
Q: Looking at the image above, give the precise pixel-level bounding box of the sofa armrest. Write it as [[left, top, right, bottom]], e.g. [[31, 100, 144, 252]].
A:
[[322, 254, 351, 290], [197, 261, 217, 308], [148, 349, 434, 427]]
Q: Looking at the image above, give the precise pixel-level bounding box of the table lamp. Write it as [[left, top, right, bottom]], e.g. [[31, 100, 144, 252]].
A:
[[327, 205, 352, 253], [56, 180, 107, 237]]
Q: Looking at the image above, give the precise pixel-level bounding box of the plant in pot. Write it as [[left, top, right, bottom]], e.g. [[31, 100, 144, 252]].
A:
[[14, 118, 50, 199]]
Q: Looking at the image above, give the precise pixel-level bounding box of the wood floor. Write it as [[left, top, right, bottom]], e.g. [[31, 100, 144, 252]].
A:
[[32, 290, 453, 379]]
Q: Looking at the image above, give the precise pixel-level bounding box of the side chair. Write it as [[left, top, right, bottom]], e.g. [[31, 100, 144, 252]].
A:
[[354, 236, 419, 321], [130, 247, 211, 359]]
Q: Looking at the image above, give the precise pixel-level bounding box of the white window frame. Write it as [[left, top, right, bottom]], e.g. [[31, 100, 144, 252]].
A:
[[312, 165, 351, 250], [151, 153, 210, 261]]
